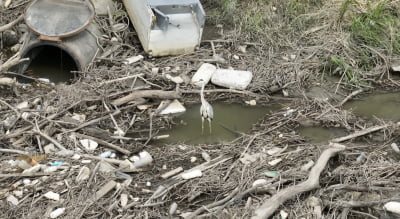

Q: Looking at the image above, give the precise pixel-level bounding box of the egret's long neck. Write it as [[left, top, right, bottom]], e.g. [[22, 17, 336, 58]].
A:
[[200, 83, 206, 104]]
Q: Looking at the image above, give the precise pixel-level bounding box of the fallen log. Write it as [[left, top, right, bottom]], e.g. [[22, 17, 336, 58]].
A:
[[111, 90, 181, 106], [252, 143, 346, 219]]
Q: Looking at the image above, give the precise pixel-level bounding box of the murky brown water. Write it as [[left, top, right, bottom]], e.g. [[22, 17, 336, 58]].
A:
[[296, 126, 347, 143], [344, 92, 400, 120], [154, 102, 281, 145]]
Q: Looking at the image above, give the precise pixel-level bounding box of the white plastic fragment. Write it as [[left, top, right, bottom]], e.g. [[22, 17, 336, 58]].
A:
[[239, 153, 261, 164], [16, 101, 29, 110], [146, 181, 151, 187], [384, 201, 400, 214], [121, 194, 128, 207], [79, 139, 98, 151], [280, 210, 289, 219], [56, 149, 74, 157], [161, 167, 184, 179], [13, 190, 23, 198], [99, 151, 112, 158], [356, 152, 367, 164], [7, 194, 19, 206], [301, 160, 315, 171], [201, 152, 211, 162], [190, 157, 197, 163], [391, 65, 400, 72], [81, 159, 92, 164], [191, 63, 217, 86], [268, 158, 282, 166], [391, 143, 400, 153], [159, 99, 186, 115], [76, 166, 91, 183], [181, 169, 202, 180], [44, 191, 60, 201], [211, 69, 253, 90], [169, 202, 178, 215], [252, 179, 268, 187], [133, 151, 153, 168], [38, 78, 51, 83], [123, 55, 144, 64], [165, 74, 184, 84], [44, 166, 59, 173], [72, 154, 81, 160], [50, 208, 65, 218], [245, 99, 257, 106], [71, 113, 86, 122], [283, 109, 295, 117], [23, 179, 31, 185], [98, 160, 116, 173], [22, 164, 42, 174], [267, 147, 282, 156], [44, 143, 56, 154]]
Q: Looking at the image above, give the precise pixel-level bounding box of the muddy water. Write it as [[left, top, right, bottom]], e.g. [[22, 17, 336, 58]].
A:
[[344, 92, 400, 120], [23, 46, 77, 83], [156, 102, 281, 145], [296, 126, 347, 143]]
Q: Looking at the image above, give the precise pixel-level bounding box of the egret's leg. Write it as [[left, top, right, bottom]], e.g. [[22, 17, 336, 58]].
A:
[[201, 117, 204, 135], [208, 118, 212, 134]]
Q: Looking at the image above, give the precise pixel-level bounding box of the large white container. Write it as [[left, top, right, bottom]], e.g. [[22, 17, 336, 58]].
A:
[[123, 0, 205, 56]]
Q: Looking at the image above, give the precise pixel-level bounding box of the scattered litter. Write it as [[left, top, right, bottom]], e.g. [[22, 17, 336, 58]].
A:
[[283, 108, 295, 117], [245, 99, 257, 106], [133, 151, 153, 168], [280, 210, 289, 219], [123, 55, 144, 65], [23, 179, 31, 186], [50, 208, 65, 218], [99, 160, 116, 173], [282, 89, 289, 97], [44, 166, 59, 173], [190, 157, 197, 163], [151, 67, 159, 73], [71, 113, 86, 122], [201, 152, 211, 162], [355, 152, 367, 164], [290, 54, 296, 60], [13, 190, 23, 198], [161, 167, 184, 179], [252, 179, 268, 187], [80, 139, 98, 151], [264, 170, 280, 178], [301, 160, 315, 171], [44, 143, 56, 154], [146, 181, 151, 187], [391, 143, 399, 153], [159, 99, 186, 115], [181, 169, 202, 180], [233, 54, 240, 60], [16, 101, 29, 110], [99, 151, 112, 158], [38, 78, 51, 83], [165, 74, 184, 84], [211, 69, 253, 90], [267, 147, 283, 156], [7, 194, 19, 206], [169, 202, 178, 215], [121, 193, 128, 207], [44, 191, 60, 201], [22, 164, 42, 174], [391, 65, 400, 72], [268, 158, 282, 166], [50, 161, 65, 166], [72, 154, 81, 160], [384, 201, 400, 214], [238, 45, 247, 53], [76, 166, 91, 183], [81, 159, 92, 164], [56, 150, 74, 157], [239, 153, 260, 164], [191, 63, 216, 86]]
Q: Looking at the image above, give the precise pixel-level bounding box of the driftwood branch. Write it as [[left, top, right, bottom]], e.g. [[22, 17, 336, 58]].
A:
[[111, 90, 181, 106], [74, 133, 131, 155], [252, 143, 346, 219], [337, 89, 363, 107], [0, 52, 29, 73], [0, 14, 24, 32], [331, 122, 400, 143]]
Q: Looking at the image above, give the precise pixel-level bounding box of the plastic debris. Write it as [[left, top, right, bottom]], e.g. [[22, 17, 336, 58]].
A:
[[169, 202, 178, 216], [181, 169, 203, 180], [190, 157, 197, 163], [301, 160, 315, 171], [44, 191, 60, 201], [283, 109, 295, 117], [121, 194, 128, 208], [384, 201, 400, 214], [13, 190, 23, 198], [191, 63, 216, 86], [56, 149, 74, 157], [79, 139, 98, 151], [146, 181, 151, 187], [50, 208, 65, 218], [159, 100, 186, 115], [264, 170, 280, 178], [99, 151, 112, 158], [44, 143, 56, 154], [22, 164, 42, 174], [267, 147, 283, 156], [391, 143, 400, 153], [211, 69, 253, 90], [81, 159, 92, 164], [239, 153, 261, 164], [268, 158, 282, 166], [7, 194, 19, 206], [50, 161, 65, 166], [201, 152, 211, 162], [280, 210, 289, 219], [16, 101, 29, 110], [133, 151, 153, 168], [72, 154, 81, 160], [245, 99, 257, 106], [71, 113, 86, 122], [252, 179, 268, 187], [98, 160, 116, 173], [76, 166, 91, 183], [123, 55, 144, 65], [44, 166, 59, 173], [165, 74, 184, 84], [356, 152, 367, 164]]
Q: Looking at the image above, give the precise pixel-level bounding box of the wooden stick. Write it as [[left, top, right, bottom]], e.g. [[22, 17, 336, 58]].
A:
[[111, 90, 181, 106], [0, 148, 29, 155], [0, 14, 24, 32], [252, 143, 346, 219], [74, 133, 131, 155], [33, 130, 67, 151], [337, 89, 363, 107], [331, 122, 400, 143]]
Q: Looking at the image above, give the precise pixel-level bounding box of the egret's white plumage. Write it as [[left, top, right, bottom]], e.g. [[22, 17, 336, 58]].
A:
[[198, 80, 213, 134]]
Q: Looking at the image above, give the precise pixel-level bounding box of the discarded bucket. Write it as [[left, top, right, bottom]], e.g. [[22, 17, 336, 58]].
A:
[[19, 0, 101, 76], [123, 0, 205, 56]]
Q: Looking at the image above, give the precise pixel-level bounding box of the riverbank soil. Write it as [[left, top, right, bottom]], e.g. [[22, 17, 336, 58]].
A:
[[1, 0, 400, 218]]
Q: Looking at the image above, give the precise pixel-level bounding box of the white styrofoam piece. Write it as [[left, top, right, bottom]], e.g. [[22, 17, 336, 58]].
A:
[[211, 69, 253, 90], [181, 169, 202, 179], [191, 63, 216, 86], [160, 99, 186, 115], [384, 201, 400, 214]]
